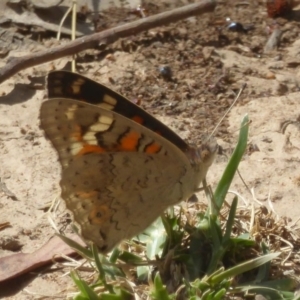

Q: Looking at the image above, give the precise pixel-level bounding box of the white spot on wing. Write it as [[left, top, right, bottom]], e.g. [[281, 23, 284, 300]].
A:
[[90, 122, 110, 132], [83, 131, 97, 145], [70, 142, 83, 155], [98, 103, 114, 111], [72, 78, 85, 94], [103, 94, 117, 106], [99, 115, 113, 125]]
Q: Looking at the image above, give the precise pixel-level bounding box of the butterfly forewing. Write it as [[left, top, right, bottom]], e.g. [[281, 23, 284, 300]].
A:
[[47, 71, 189, 152], [40, 99, 191, 168]]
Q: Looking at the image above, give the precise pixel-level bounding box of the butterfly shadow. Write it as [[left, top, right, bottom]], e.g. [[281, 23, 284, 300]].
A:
[[0, 83, 38, 105]]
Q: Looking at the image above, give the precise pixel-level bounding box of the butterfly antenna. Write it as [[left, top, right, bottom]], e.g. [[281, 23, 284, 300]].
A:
[[208, 83, 247, 140]]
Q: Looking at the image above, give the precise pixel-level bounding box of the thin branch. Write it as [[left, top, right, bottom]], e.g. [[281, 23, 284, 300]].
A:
[[0, 0, 216, 84]]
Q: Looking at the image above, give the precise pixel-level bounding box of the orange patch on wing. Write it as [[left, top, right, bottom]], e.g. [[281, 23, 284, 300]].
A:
[[89, 204, 111, 225], [131, 115, 144, 124], [119, 131, 140, 151], [78, 144, 106, 155], [145, 142, 161, 154]]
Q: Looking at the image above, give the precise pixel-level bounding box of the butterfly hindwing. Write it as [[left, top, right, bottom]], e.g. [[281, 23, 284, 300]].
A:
[[60, 152, 194, 252]]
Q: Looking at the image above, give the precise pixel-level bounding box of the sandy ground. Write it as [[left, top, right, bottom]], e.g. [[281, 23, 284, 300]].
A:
[[1, 0, 300, 298]]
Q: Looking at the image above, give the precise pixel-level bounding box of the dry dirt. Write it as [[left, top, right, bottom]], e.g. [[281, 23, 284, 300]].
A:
[[1, 0, 300, 299]]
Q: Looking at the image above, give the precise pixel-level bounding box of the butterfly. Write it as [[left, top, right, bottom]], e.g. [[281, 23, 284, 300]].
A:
[[39, 71, 217, 253]]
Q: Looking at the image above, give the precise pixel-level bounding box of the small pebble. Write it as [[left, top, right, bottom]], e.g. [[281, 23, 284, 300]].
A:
[[158, 65, 172, 79], [227, 22, 246, 33]]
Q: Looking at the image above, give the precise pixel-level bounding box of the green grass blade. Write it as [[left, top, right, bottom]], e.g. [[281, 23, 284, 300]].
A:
[[210, 252, 280, 284], [71, 271, 99, 300], [222, 196, 238, 244], [151, 273, 175, 300], [56, 233, 93, 259], [213, 114, 249, 215]]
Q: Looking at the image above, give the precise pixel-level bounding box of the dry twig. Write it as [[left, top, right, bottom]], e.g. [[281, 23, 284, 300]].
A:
[[264, 26, 282, 53], [0, 0, 216, 84]]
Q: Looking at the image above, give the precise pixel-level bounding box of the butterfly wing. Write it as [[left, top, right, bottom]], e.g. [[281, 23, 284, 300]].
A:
[[47, 71, 189, 152], [59, 152, 193, 252], [40, 99, 205, 252]]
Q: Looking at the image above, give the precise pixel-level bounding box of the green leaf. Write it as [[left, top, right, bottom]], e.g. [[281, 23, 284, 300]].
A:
[[210, 252, 281, 285], [117, 250, 144, 264], [136, 217, 167, 259], [151, 273, 174, 300], [71, 271, 99, 300]]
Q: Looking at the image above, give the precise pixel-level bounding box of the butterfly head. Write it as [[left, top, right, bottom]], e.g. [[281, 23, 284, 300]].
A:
[[187, 138, 218, 170]]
